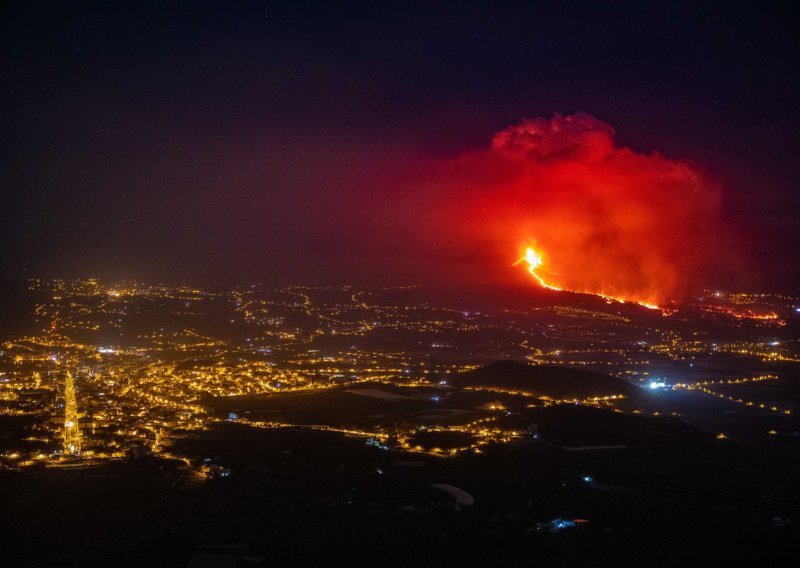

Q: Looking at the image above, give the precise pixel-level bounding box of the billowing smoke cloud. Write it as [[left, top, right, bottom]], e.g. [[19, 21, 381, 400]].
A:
[[431, 112, 726, 305]]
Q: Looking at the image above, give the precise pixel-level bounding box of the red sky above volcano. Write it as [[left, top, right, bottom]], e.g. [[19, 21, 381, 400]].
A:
[[384, 112, 739, 304]]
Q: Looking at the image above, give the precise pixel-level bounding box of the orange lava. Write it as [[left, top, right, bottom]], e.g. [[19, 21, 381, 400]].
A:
[[517, 244, 661, 310], [697, 305, 785, 325]]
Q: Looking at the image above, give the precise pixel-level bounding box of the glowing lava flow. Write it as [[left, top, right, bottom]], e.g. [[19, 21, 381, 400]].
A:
[[516, 247, 563, 292], [516, 245, 661, 310]]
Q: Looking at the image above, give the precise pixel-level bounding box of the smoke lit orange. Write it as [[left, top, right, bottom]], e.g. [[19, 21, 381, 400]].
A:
[[413, 112, 733, 303]]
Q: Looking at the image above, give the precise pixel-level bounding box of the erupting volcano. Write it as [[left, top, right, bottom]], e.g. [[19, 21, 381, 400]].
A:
[[516, 245, 660, 309], [516, 246, 558, 291], [428, 112, 731, 306]]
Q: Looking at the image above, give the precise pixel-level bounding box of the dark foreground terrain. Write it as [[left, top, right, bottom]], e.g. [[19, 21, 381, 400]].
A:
[[2, 417, 799, 567]]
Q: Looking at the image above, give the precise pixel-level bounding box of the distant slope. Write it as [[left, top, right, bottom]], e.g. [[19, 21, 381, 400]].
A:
[[452, 361, 642, 399]]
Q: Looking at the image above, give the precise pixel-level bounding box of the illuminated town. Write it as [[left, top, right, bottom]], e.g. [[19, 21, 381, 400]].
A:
[[1, 278, 797, 462], [2, 278, 799, 565]]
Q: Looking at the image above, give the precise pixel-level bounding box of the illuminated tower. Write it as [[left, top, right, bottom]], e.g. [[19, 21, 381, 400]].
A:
[[63, 370, 82, 455]]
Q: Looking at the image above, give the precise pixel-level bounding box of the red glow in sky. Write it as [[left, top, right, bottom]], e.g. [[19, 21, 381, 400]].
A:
[[426, 112, 728, 305]]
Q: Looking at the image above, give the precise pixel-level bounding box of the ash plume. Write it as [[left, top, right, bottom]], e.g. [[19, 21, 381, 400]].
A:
[[437, 112, 728, 305]]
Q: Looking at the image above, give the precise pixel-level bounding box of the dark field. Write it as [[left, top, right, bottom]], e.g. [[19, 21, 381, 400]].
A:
[[3, 418, 799, 567]]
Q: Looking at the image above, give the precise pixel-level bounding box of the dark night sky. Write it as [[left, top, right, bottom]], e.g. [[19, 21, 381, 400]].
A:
[[1, 1, 798, 290]]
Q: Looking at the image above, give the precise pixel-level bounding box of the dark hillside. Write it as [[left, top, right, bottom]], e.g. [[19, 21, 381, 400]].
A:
[[453, 361, 644, 399]]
